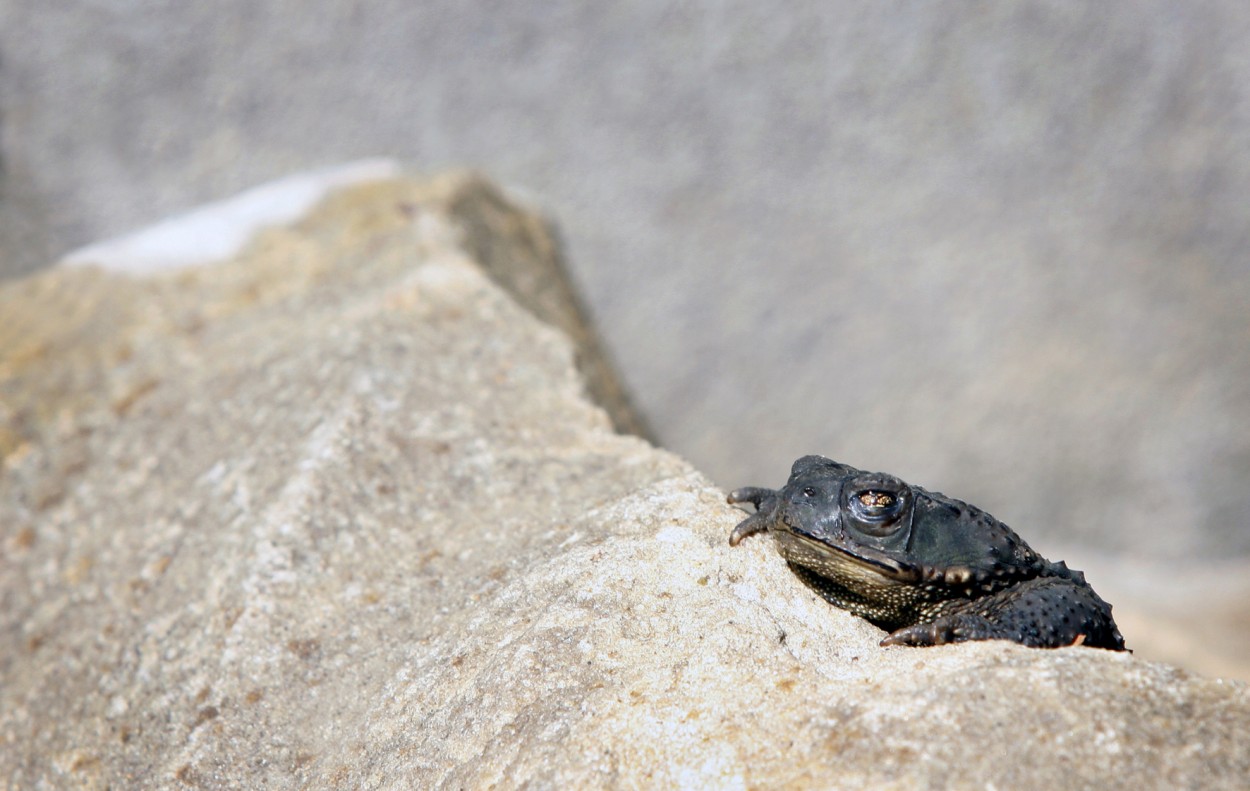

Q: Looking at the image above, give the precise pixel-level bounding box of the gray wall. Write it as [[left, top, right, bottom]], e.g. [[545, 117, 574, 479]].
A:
[[4, 2, 1249, 557]]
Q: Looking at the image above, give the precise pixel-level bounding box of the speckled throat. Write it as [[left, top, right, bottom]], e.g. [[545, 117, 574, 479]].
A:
[[773, 531, 1044, 631]]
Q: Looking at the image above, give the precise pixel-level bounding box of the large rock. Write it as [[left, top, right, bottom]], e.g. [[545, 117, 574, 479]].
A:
[[2, 173, 1248, 788]]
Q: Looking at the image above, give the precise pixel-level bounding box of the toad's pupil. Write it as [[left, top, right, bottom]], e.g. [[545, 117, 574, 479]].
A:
[[859, 492, 894, 508]]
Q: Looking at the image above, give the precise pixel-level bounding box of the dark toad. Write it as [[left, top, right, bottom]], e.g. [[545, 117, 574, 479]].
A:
[[728, 455, 1125, 650]]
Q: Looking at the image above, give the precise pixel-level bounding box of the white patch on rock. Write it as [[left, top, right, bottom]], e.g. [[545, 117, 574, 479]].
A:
[[60, 158, 401, 274]]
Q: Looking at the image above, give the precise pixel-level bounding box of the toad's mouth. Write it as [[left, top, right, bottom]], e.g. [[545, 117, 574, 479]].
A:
[[773, 526, 924, 585]]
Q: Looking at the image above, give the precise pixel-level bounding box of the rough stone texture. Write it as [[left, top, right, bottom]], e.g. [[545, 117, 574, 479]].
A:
[[0, 171, 647, 459], [3, 176, 1249, 789], [4, 3, 1250, 562]]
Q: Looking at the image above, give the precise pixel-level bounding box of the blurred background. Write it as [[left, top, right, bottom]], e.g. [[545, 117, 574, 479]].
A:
[[3, 3, 1249, 673]]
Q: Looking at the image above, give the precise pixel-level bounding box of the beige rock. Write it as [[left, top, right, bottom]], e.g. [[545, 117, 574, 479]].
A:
[[2, 174, 1248, 789]]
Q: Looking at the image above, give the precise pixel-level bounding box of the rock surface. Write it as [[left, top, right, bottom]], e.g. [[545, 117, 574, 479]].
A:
[[3, 174, 1249, 789]]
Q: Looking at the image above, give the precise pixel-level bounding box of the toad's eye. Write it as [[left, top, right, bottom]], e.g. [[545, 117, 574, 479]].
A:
[[802, 487, 817, 497]]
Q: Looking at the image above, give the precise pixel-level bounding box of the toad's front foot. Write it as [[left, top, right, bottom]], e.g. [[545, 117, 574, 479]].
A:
[[726, 486, 778, 546]]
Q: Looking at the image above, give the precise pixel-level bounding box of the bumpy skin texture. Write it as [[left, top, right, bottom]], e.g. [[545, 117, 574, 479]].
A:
[[728, 456, 1126, 650]]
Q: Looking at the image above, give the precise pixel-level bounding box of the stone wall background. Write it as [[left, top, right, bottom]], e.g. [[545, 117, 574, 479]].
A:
[[3, 2, 1250, 559]]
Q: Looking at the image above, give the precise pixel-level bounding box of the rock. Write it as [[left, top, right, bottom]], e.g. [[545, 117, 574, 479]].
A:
[[2, 172, 1248, 788]]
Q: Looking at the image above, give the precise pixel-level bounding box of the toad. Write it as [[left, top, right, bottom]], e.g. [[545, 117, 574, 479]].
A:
[[728, 456, 1125, 650]]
